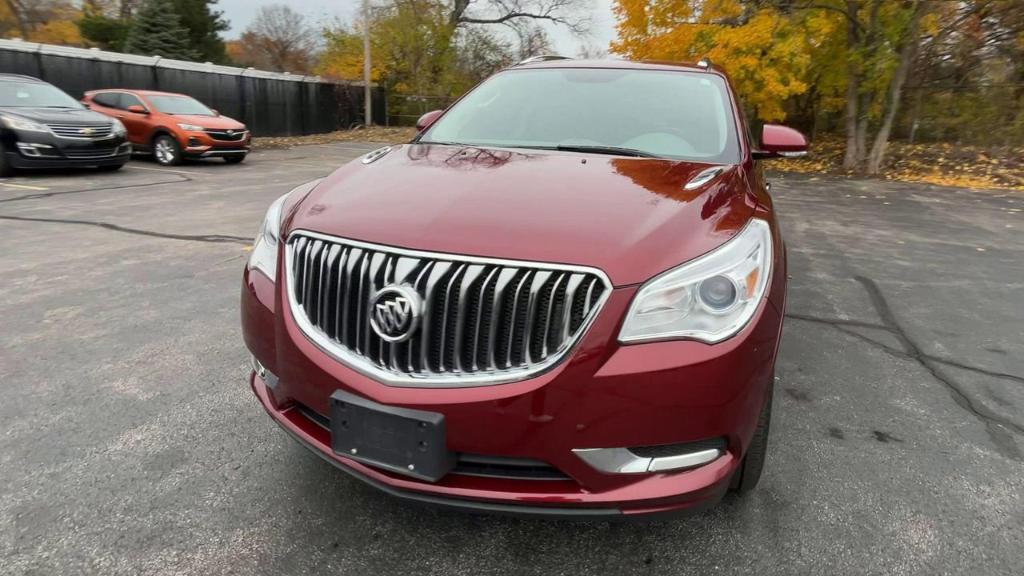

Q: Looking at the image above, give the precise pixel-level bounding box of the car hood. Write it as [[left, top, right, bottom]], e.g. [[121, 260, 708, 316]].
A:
[[287, 144, 756, 287], [171, 114, 245, 130], [0, 106, 115, 125]]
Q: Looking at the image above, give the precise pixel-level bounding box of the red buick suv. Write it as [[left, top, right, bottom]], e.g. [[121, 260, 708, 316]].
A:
[[241, 58, 807, 517]]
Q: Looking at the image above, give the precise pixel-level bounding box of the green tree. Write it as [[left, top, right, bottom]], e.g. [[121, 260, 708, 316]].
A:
[[77, 9, 130, 51], [123, 0, 198, 60], [170, 0, 229, 63]]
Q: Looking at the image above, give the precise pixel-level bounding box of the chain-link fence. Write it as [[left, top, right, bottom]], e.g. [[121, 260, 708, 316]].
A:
[[898, 85, 1023, 146]]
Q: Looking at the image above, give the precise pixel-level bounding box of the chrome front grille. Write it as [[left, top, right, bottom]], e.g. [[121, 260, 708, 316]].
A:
[[285, 232, 611, 387], [46, 123, 113, 139]]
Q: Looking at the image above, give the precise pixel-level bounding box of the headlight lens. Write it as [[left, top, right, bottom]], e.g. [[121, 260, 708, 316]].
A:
[[619, 219, 773, 344], [0, 115, 49, 133], [177, 123, 204, 132], [248, 180, 322, 282], [111, 118, 126, 136], [249, 194, 287, 282]]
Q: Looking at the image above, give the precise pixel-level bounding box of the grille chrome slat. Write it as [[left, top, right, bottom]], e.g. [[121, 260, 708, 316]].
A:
[[46, 123, 114, 139], [285, 232, 611, 387]]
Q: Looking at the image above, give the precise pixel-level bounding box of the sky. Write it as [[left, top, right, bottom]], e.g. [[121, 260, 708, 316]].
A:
[[216, 0, 618, 57]]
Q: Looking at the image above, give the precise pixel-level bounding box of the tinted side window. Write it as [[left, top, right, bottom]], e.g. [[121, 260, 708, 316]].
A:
[[121, 93, 145, 110], [92, 92, 120, 108]]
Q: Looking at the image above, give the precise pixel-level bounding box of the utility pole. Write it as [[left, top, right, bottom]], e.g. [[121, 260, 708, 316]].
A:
[[362, 0, 372, 127]]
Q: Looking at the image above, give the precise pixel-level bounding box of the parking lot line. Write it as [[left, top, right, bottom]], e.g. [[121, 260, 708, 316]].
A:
[[125, 165, 207, 176], [0, 181, 49, 191]]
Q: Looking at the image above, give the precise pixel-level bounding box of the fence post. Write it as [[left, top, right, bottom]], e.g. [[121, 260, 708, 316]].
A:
[[151, 56, 161, 90], [33, 44, 45, 81]]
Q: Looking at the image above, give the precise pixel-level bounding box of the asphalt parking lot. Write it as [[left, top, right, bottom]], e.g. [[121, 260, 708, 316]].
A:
[[1, 145, 1022, 576]]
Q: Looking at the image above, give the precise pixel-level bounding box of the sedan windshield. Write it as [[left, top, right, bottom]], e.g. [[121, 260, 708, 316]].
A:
[[148, 95, 214, 116], [0, 81, 83, 108], [421, 67, 740, 163]]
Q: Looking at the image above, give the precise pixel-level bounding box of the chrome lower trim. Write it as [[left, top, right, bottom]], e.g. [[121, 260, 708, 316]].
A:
[[283, 230, 613, 388], [573, 447, 722, 474], [199, 149, 248, 157]]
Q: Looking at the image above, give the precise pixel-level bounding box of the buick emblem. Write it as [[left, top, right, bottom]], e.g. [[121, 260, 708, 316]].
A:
[[369, 286, 421, 343]]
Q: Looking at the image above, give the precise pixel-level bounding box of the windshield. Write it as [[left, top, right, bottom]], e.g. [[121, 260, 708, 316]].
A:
[[421, 68, 740, 162], [148, 95, 214, 116], [0, 81, 83, 108]]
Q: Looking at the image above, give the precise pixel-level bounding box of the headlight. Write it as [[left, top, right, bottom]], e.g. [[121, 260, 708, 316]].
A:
[[249, 194, 287, 282], [619, 219, 773, 344], [248, 179, 322, 282], [111, 118, 126, 136], [177, 123, 204, 132], [0, 115, 49, 133]]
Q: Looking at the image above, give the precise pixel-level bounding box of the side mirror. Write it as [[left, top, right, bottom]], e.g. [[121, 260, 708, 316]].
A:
[[211, 109, 220, 116], [127, 105, 149, 114], [753, 124, 808, 160], [415, 110, 444, 132]]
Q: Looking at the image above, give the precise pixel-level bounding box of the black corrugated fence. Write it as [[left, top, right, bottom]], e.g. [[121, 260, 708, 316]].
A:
[[0, 39, 385, 137]]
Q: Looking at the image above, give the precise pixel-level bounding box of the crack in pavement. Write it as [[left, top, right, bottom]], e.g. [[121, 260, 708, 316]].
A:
[[0, 214, 251, 245], [786, 277, 1023, 460], [786, 313, 1024, 385]]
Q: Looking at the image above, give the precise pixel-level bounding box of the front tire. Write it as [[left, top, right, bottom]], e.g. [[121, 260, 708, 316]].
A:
[[730, 386, 773, 495], [223, 154, 246, 164], [153, 135, 182, 166]]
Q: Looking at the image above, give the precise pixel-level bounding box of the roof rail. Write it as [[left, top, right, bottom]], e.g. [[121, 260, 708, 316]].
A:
[[516, 54, 572, 66], [696, 57, 713, 70]]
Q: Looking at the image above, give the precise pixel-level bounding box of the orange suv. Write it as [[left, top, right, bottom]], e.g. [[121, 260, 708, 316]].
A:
[[83, 90, 250, 166]]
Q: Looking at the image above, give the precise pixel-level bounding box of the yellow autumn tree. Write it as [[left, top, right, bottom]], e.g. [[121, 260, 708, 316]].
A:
[[611, 0, 812, 121]]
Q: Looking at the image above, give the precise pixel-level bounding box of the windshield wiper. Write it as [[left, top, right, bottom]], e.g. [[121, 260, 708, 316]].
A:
[[552, 144, 660, 158]]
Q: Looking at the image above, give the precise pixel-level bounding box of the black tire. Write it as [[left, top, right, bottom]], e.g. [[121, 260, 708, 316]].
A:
[[223, 154, 246, 164], [96, 163, 126, 172], [0, 144, 15, 177], [153, 134, 182, 166], [730, 386, 773, 495]]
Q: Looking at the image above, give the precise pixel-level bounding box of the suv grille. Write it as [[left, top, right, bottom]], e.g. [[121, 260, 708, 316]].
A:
[[206, 129, 247, 141], [64, 147, 118, 159], [46, 123, 113, 139], [286, 232, 610, 386]]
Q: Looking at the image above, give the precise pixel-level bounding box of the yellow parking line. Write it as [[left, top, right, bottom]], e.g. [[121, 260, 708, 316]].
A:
[[125, 165, 207, 176], [0, 181, 49, 191]]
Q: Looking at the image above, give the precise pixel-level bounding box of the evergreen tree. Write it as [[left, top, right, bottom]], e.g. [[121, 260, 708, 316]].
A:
[[77, 11, 131, 52], [170, 0, 229, 63], [123, 0, 198, 61]]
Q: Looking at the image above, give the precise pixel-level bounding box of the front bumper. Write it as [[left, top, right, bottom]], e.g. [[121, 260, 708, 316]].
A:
[[178, 130, 250, 158], [4, 130, 130, 168], [242, 249, 785, 516]]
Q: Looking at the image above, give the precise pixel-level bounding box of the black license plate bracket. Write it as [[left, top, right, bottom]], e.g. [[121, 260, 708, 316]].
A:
[[330, 389, 455, 482]]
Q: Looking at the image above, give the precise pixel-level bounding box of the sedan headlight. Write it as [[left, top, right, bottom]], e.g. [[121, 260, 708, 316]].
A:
[[248, 180, 322, 282], [177, 123, 204, 132], [619, 219, 773, 344], [111, 118, 126, 136], [0, 115, 49, 133]]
